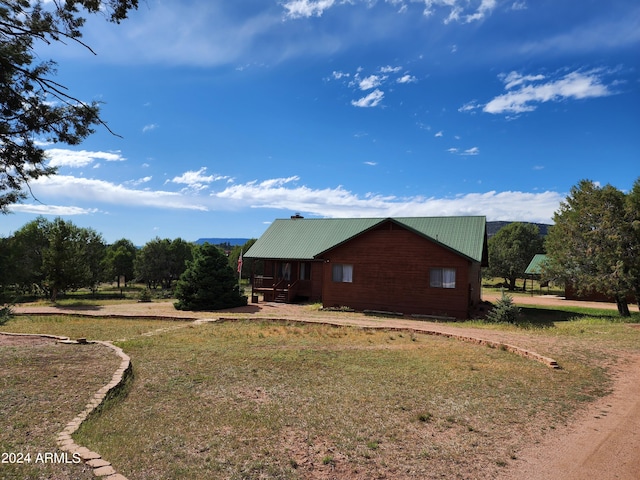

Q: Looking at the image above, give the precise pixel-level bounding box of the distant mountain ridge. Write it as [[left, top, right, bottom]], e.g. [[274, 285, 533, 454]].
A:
[[486, 221, 551, 238], [195, 238, 250, 246]]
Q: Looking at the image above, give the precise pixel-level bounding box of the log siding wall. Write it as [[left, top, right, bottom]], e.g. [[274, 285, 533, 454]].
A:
[[321, 224, 477, 318]]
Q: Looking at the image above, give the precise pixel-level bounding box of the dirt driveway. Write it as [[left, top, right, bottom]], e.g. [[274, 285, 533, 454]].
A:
[[10, 294, 640, 479], [487, 294, 640, 480]]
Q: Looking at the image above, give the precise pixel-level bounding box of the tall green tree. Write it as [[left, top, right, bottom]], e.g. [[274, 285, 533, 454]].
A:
[[135, 238, 170, 289], [42, 218, 105, 301], [0, 0, 138, 211], [135, 237, 193, 290], [174, 243, 247, 311], [486, 222, 544, 291], [103, 238, 136, 287], [0, 236, 11, 293], [5, 217, 50, 294], [623, 179, 640, 309], [545, 179, 637, 316], [167, 238, 194, 288]]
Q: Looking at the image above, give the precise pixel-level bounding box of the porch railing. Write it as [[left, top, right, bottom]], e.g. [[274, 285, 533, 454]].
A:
[[252, 276, 312, 302]]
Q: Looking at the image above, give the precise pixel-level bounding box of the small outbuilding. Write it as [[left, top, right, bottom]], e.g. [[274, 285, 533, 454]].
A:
[[244, 216, 488, 319]]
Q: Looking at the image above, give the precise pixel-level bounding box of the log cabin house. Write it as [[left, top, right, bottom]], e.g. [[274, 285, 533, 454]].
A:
[[244, 216, 488, 319]]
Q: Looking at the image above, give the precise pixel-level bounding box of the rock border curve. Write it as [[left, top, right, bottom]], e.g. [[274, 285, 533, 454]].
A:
[[56, 339, 131, 479], [0, 332, 131, 479]]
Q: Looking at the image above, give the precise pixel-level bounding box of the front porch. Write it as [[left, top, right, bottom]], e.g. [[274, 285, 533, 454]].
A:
[[249, 260, 321, 303], [252, 276, 313, 303]]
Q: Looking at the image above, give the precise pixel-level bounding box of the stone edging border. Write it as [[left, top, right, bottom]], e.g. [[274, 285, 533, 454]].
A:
[[1, 314, 558, 477], [0, 332, 131, 479]]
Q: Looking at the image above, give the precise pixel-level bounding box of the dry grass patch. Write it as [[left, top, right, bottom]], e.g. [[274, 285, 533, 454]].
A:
[[73, 321, 606, 479], [0, 335, 121, 480], [3, 315, 186, 342]]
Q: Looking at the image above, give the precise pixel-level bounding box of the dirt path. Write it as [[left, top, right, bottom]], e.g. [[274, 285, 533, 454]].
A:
[[10, 294, 640, 479], [484, 294, 640, 479], [500, 352, 640, 480]]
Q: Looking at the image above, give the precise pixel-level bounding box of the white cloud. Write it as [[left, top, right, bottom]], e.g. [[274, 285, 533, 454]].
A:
[[511, 1, 527, 11], [75, 2, 284, 67], [9, 204, 99, 216], [363, 161, 377, 166], [461, 147, 480, 156], [142, 124, 158, 133], [443, 5, 463, 24], [283, 0, 498, 24], [397, 74, 417, 84], [29, 175, 209, 211], [358, 74, 385, 90], [500, 71, 546, 90], [351, 89, 385, 107], [447, 146, 479, 156], [515, 14, 640, 56], [483, 69, 613, 115], [46, 149, 126, 168], [170, 167, 228, 191], [255, 176, 300, 189], [463, 0, 496, 23], [214, 179, 562, 223], [379, 65, 402, 73], [282, 0, 336, 18], [126, 176, 153, 187], [19, 172, 562, 224], [458, 101, 480, 113], [332, 65, 417, 108], [435, 131, 444, 137]]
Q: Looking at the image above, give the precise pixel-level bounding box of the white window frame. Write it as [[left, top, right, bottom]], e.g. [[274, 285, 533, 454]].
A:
[[430, 268, 456, 289], [332, 263, 353, 283]]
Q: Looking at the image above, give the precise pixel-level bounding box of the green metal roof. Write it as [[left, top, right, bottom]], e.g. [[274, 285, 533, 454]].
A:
[[392, 216, 487, 263], [245, 216, 487, 263], [525, 254, 548, 275]]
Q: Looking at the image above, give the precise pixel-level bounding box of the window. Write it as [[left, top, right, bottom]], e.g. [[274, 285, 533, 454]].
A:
[[332, 263, 353, 283], [430, 268, 456, 288], [277, 262, 291, 280], [300, 262, 311, 280]]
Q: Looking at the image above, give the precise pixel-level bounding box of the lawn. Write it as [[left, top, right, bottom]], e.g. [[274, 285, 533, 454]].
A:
[[0, 336, 120, 480], [1, 307, 638, 479], [78, 321, 597, 480]]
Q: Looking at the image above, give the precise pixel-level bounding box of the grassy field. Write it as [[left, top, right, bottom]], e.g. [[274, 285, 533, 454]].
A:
[[0, 336, 121, 480], [3, 306, 638, 480]]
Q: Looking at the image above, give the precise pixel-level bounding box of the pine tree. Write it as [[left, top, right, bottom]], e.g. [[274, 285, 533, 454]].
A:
[[174, 243, 247, 311], [485, 291, 520, 324], [1, 0, 138, 210]]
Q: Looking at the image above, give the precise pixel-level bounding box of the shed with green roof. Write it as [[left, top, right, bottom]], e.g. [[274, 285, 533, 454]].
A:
[[245, 216, 488, 319]]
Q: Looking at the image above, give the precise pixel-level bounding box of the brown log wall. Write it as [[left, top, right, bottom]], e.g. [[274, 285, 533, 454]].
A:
[[321, 225, 476, 318]]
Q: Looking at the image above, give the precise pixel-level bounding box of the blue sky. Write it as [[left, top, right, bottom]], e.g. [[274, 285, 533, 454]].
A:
[[4, 0, 639, 245]]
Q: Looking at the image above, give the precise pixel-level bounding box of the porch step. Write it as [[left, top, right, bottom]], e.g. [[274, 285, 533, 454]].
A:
[[274, 292, 287, 302]]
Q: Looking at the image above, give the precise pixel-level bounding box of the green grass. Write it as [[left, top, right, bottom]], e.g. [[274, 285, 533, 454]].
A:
[[69, 320, 609, 479], [2, 315, 186, 342], [2, 303, 639, 479], [464, 305, 640, 352], [0, 338, 121, 480]]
